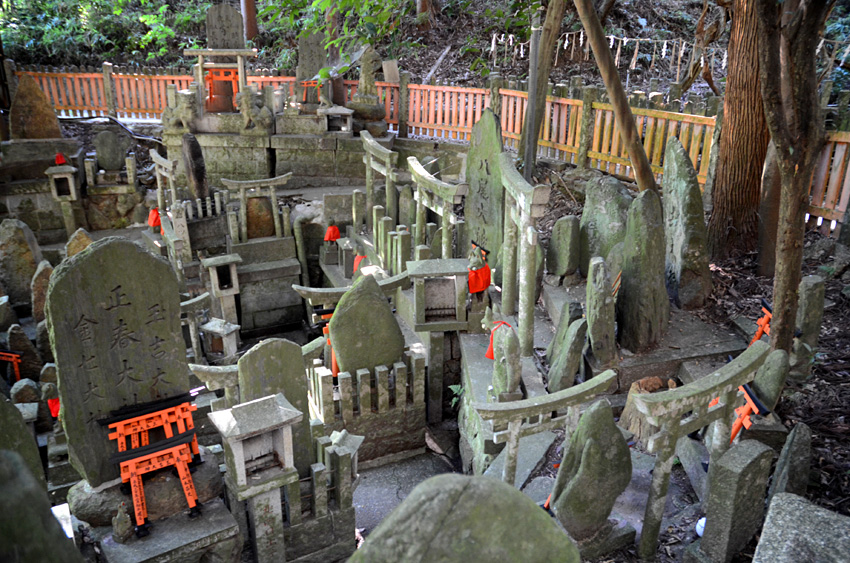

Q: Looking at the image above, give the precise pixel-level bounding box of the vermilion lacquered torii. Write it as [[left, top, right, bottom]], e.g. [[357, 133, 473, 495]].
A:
[[105, 397, 201, 536]]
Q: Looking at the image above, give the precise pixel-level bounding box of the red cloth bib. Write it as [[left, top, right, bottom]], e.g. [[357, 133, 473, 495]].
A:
[[353, 255, 366, 272], [48, 398, 61, 418], [485, 321, 512, 360], [147, 208, 161, 228], [468, 264, 492, 294], [324, 225, 341, 242]]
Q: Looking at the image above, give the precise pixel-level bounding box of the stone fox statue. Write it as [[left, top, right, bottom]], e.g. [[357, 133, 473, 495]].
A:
[[482, 305, 521, 399], [236, 90, 273, 131], [162, 91, 198, 131]]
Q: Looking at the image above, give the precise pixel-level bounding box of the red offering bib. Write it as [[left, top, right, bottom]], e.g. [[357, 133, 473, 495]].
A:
[[147, 208, 161, 228], [48, 398, 61, 418], [468, 264, 491, 294], [353, 255, 366, 272], [485, 321, 512, 359], [324, 225, 341, 242]]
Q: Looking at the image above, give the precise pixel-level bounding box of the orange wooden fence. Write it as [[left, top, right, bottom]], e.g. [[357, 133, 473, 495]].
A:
[[407, 83, 491, 141], [19, 70, 109, 117], [13, 66, 850, 235], [499, 89, 583, 164], [588, 103, 716, 184]]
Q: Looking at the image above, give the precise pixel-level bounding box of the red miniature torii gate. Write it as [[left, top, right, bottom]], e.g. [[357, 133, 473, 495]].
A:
[[104, 396, 201, 535]]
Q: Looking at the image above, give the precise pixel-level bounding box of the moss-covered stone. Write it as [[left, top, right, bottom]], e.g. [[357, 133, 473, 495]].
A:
[[579, 176, 632, 277], [349, 474, 580, 563], [0, 397, 46, 490], [551, 400, 631, 541], [329, 275, 404, 374]]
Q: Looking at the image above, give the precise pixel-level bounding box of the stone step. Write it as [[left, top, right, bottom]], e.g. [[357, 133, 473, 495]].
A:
[[483, 430, 557, 489], [678, 358, 728, 385]]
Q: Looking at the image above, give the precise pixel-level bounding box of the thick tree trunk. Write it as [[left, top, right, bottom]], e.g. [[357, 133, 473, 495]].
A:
[[241, 0, 259, 41], [519, 0, 567, 174], [756, 0, 832, 352], [707, 0, 770, 259]]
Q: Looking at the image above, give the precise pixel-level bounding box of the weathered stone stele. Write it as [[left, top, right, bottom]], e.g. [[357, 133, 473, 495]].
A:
[[246, 197, 276, 239], [0, 451, 84, 563], [8, 323, 43, 381], [617, 189, 669, 352], [0, 219, 44, 307], [753, 493, 850, 562], [690, 440, 773, 563], [237, 338, 314, 476], [94, 130, 131, 171], [791, 275, 825, 380], [329, 274, 404, 374], [548, 318, 587, 392], [463, 109, 505, 280], [586, 257, 617, 367], [0, 396, 46, 490], [9, 74, 63, 139], [767, 422, 812, 504], [349, 474, 580, 563], [31, 259, 53, 323], [206, 3, 244, 48], [548, 215, 580, 277], [65, 227, 94, 258], [579, 176, 632, 276], [546, 301, 583, 363], [551, 400, 632, 543], [663, 137, 712, 309], [181, 133, 209, 200], [46, 238, 189, 487]]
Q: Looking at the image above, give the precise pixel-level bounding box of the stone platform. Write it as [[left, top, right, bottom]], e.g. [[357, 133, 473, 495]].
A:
[[543, 281, 748, 392], [96, 498, 241, 562]]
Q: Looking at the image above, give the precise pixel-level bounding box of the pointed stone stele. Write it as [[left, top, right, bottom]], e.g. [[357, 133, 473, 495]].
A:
[[579, 176, 632, 277], [586, 257, 617, 368], [329, 274, 404, 374], [617, 189, 669, 352], [548, 318, 587, 392], [550, 400, 634, 558], [663, 137, 712, 309]]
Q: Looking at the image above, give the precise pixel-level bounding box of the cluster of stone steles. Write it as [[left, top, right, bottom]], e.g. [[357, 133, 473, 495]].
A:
[[2, 4, 848, 563]]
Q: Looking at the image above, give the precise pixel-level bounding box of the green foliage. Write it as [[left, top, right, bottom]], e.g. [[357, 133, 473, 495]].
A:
[[448, 384, 464, 408], [1, 0, 210, 66]]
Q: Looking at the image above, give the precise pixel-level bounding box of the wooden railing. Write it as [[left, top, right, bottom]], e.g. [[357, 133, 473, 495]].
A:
[[589, 103, 716, 185], [809, 130, 850, 237], [9, 61, 849, 237], [18, 69, 109, 117]]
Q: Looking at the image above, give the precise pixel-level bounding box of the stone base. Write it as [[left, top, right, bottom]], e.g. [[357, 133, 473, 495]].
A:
[[573, 518, 636, 560], [682, 540, 712, 563], [97, 498, 241, 563], [284, 506, 356, 562]]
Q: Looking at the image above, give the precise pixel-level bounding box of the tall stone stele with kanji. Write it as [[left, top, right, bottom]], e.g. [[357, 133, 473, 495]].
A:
[[46, 238, 190, 487]]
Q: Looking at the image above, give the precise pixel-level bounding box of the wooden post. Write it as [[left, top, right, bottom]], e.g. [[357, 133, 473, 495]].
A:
[[522, 12, 542, 181], [398, 71, 410, 138], [102, 62, 117, 117], [488, 72, 502, 116], [577, 86, 598, 169], [574, 0, 657, 193]]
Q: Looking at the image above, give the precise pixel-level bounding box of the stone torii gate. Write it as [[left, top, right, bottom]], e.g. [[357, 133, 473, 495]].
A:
[[407, 156, 468, 259], [497, 152, 550, 356]]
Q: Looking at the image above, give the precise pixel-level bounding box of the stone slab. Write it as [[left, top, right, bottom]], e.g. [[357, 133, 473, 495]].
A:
[[97, 498, 240, 562], [753, 493, 850, 563], [484, 431, 556, 488], [352, 453, 453, 533], [522, 475, 556, 505]]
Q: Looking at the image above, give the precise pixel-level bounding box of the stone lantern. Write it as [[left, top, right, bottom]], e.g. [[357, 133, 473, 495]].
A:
[[208, 393, 302, 563], [44, 163, 80, 237]]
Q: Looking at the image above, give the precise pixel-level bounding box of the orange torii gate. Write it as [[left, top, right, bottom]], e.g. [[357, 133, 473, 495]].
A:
[[103, 395, 201, 536], [0, 349, 22, 382]]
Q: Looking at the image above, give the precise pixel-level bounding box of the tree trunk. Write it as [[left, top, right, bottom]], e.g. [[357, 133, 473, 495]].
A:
[[241, 0, 259, 41], [574, 0, 657, 192], [706, 0, 770, 259], [519, 0, 567, 176], [755, 0, 832, 352], [757, 142, 781, 276]]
